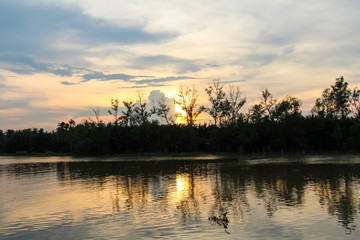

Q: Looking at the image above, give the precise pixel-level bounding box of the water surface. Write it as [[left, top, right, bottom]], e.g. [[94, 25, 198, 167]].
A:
[[1, 155, 360, 239]]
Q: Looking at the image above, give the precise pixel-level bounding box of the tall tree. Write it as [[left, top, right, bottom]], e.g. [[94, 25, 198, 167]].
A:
[[247, 88, 277, 122], [247, 104, 265, 123], [226, 84, 246, 125], [330, 76, 351, 117], [274, 95, 301, 121], [174, 86, 202, 126], [247, 90, 300, 122], [312, 76, 351, 118], [152, 96, 176, 125], [92, 107, 101, 125], [350, 87, 360, 118], [121, 99, 135, 126], [120, 92, 153, 126], [133, 92, 152, 125], [202, 79, 229, 126], [260, 88, 277, 120], [108, 99, 120, 124]]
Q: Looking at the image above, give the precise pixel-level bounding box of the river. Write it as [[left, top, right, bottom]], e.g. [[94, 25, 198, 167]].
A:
[[1, 155, 360, 239]]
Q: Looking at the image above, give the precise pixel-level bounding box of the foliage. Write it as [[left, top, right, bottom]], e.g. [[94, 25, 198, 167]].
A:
[[350, 87, 360, 118], [274, 95, 301, 121], [226, 85, 246, 125], [174, 86, 203, 126], [108, 99, 120, 123], [312, 76, 352, 118], [202, 79, 228, 126], [202, 80, 246, 126], [152, 96, 176, 125], [1, 76, 360, 156], [260, 88, 277, 120], [247, 90, 301, 123], [132, 92, 152, 126]]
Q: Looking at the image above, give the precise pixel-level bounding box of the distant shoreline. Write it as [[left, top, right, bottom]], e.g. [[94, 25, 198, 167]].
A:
[[1, 151, 359, 160]]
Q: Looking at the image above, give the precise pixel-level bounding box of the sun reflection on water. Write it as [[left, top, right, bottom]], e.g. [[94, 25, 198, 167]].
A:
[[2, 158, 360, 239], [176, 174, 190, 199]]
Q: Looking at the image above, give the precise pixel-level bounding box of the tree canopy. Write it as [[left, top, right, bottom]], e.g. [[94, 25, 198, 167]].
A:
[[1, 76, 359, 156]]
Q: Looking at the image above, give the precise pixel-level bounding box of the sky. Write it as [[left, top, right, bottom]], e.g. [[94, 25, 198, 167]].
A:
[[0, 0, 360, 130]]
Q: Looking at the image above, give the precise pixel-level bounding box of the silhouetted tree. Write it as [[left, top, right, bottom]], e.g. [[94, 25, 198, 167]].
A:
[[330, 76, 352, 117], [247, 89, 277, 122], [260, 88, 277, 121], [108, 99, 120, 124], [2, 75, 360, 156], [133, 92, 152, 125], [202, 79, 229, 126], [121, 99, 136, 126], [350, 87, 360, 118], [247, 104, 265, 123], [92, 107, 101, 125], [152, 96, 176, 125], [312, 77, 351, 118], [274, 95, 301, 121], [174, 86, 203, 126], [120, 92, 153, 126], [226, 84, 246, 125]]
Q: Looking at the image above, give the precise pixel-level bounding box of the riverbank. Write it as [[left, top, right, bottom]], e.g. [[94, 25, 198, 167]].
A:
[[1, 150, 359, 161]]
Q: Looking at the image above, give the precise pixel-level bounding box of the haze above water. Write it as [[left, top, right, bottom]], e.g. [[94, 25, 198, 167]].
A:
[[1, 155, 360, 239]]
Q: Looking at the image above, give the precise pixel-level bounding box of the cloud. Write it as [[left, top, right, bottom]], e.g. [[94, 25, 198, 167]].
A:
[[132, 55, 203, 73], [118, 86, 149, 89], [1, 0, 360, 130], [0, 1, 176, 59], [118, 76, 195, 89], [135, 76, 196, 85], [0, 75, 7, 90], [148, 90, 166, 103], [242, 54, 278, 68], [81, 72, 152, 83], [0, 105, 94, 130], [0, 97, 33, 109], [0, 55, 82, 76], [0, 90, 47, 117], [118, 75, 196, 88], [222, 79, 247, 84], [0, 55, 156, 85], [147, 90, 176, 124], [61, 81, 79, 86]]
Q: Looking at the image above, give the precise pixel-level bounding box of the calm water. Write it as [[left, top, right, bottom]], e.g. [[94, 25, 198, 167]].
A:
[[1, 155, 360, 239]]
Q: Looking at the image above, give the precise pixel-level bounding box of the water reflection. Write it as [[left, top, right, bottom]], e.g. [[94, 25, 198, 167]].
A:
[[176, 174, 189, 198], [1, 157, 360, 239], [313, 169, 359, 233]]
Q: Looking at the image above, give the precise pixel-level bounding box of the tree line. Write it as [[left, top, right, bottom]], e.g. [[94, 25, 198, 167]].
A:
[[0, 76, 359, 155]]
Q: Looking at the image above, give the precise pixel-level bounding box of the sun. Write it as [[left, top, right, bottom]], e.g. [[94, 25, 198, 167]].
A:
[[174, 103, 187, 124], [166, 92, 187, 124], [174, 103, 186, 116]]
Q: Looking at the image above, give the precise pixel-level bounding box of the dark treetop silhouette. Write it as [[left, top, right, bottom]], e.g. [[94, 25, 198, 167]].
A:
[[1, 77, 360, 155]]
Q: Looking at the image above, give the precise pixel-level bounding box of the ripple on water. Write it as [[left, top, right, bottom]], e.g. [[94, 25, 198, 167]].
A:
[[1, 156, 360, 239]]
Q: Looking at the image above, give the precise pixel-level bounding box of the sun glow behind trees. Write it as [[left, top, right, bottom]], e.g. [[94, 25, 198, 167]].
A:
[[173, 86, 203, 126], [1, 76, 360, 155], [100, 77, 360, 126], [1, 1, 360, 131], [174, 103, 187, 124]]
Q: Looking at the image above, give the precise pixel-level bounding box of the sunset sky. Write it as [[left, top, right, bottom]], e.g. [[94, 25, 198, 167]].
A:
[[1, 0, 359, 130]]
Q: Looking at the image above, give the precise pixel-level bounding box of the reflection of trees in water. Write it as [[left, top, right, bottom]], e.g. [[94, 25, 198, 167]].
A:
[[250, 165, 306, 216], [211, 163, 360, 232], [1, 162, 56, 179], [108, 176, 149, 212], [50, 160, 360, 232], [211, 166, 250, 222], [174, 163, 212, 220], [312, 166, 360, 232]]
